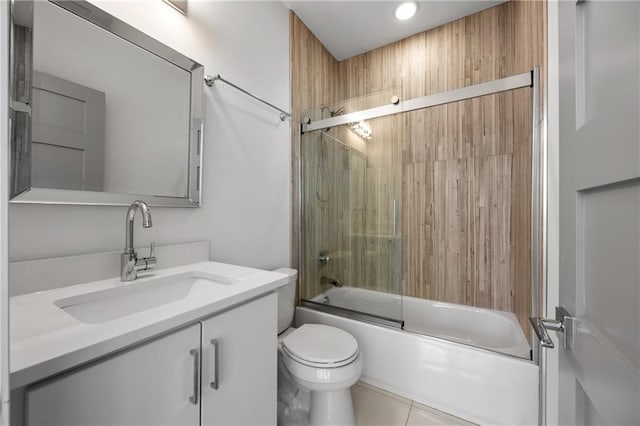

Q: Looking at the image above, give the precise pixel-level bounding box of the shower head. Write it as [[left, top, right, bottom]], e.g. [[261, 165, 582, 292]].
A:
[[319, 106, 346, 132], [330, 107, 345, 117]]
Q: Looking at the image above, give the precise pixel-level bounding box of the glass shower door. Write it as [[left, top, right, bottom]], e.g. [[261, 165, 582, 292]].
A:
[[298, 72, 538, 359], [300, 106, 404, 326]]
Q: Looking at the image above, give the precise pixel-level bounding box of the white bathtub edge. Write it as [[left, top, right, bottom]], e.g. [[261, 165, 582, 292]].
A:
[[296, 307, 539, 426]]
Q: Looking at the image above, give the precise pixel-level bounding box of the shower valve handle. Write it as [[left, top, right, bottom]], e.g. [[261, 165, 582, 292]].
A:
[[318, 252, 330, 264]]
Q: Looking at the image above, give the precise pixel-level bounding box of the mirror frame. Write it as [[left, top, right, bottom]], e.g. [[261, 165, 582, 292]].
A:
[[8, 0, 204, 207]]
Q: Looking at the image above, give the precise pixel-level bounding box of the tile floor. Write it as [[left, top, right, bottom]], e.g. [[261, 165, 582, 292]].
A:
[[351, 382, 476, 426]]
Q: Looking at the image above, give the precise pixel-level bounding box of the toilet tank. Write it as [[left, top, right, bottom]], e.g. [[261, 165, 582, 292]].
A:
[[273, 268, 298, 334]]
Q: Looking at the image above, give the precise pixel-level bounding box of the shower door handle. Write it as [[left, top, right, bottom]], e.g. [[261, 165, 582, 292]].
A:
[[393, 199, 397, 236]]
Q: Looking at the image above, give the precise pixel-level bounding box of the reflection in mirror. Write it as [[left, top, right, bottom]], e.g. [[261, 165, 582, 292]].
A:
[[9, 0, 204, 206]]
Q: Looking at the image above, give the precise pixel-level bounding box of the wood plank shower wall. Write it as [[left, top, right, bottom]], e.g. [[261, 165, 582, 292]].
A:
[[291, 1, 546, 336]]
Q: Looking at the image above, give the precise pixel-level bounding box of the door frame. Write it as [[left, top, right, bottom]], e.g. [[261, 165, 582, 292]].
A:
[[1, 0, 11, 423], [542, 1, 561, 424]]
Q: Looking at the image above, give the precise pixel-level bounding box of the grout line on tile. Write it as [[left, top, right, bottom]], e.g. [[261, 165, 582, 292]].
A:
[[404, 401, 414, 426], [360, 382, 478, 426], [410, 400, 478, 425], [357, 380, 412, 405]]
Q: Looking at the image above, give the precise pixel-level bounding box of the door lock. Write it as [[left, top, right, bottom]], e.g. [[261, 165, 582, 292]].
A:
[[529, 306, 574, 349]]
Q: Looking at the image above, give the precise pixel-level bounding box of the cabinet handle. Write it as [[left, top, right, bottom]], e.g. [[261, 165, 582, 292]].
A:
[[210, 339, 219, 390], [189, 349, 200, 404]]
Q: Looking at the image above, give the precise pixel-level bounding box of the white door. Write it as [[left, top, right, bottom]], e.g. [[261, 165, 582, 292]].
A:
[[24, 324, 201, 426], [552, 0, 640, 424], [201, 293, 277, 425], [31, 70, 105, 191]]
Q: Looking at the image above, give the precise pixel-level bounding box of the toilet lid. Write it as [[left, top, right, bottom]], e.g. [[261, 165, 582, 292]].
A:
[[282, 324, 359, 367]]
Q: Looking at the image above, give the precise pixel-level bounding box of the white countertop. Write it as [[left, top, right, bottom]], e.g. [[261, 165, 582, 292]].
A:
[[10, 261, 288, 388]]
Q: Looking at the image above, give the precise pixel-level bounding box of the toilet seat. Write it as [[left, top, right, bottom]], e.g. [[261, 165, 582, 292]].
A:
[[282, 324, 359, 368]]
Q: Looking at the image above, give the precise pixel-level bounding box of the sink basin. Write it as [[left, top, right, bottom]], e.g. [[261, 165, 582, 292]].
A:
[[54, 272, 238, 324]]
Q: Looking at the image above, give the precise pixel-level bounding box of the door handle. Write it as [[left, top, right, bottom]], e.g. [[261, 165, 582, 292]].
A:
[[529, 317, 558, 348], [210, 339, 219, 389], [189, 349, 200, 404], [529, 306, 574, 349]]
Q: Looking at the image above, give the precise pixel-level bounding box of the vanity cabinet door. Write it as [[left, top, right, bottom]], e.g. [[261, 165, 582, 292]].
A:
[[201, 293, 277, 425], [25, 323, 201, 426]]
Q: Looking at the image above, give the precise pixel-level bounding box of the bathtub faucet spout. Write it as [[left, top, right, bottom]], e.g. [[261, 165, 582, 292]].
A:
[[321, 275, 343, 287]]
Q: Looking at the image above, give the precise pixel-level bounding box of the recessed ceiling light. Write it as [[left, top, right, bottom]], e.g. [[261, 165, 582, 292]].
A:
[[394, 2, 418, 21]]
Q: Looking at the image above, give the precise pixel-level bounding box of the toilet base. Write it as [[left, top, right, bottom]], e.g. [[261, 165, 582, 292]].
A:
[[309, 388, 356, 426]]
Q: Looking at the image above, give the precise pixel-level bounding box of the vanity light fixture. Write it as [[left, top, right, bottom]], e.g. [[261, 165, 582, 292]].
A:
[[394, 2, 418, 21], [350, 121, 373, 140]]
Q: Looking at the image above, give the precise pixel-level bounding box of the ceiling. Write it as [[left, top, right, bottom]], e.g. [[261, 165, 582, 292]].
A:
[[285, 1, 506, 61]]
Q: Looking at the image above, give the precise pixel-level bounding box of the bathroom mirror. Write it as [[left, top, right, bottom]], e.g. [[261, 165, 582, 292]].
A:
[[8, 0, 204, 207]]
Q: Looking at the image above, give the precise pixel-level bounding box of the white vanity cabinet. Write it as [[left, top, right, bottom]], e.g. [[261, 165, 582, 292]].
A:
[[22, 293, 277, 426], [25, 323, 201, 425], [200, 292, 277, 425]]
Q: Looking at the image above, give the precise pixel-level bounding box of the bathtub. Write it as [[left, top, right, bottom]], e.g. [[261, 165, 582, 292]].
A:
[[311, 287, 531, 359], [298, 289, 539, 425]]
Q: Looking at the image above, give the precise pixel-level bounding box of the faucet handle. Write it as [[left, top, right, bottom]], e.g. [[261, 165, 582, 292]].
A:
[[146, 242, 157, 269], [135, 242, 157, 273], [146, 242, 157, 268]]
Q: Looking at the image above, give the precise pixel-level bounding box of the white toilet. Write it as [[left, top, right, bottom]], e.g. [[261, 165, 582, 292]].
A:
[[275, 268, 363, 426]]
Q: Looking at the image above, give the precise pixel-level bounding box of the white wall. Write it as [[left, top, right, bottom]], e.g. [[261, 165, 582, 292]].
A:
[[9, 1, 291, 279]]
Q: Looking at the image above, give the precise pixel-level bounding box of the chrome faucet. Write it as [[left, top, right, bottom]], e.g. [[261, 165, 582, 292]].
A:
[[121, 200, 157, 282]]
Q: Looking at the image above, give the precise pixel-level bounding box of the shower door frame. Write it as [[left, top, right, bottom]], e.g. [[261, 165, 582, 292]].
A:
[[298, 68, 544, 364]]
